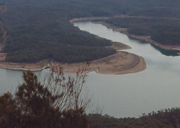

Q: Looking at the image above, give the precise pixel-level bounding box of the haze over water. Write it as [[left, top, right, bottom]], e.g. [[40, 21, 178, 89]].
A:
[[1, 21, 180, 118], [74, 22, 180, 117]]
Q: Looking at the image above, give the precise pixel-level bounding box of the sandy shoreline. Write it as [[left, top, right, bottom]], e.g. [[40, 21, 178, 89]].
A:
[[0, 16, 147, 74], [0, 60, 50, 71], [69, 15, 122, 23], [50, 51, 146, 75], [0, 48, 146, 75], [0, 51, 146, 75], [71, 16, 180, 51], [94, 21, 180, 51]]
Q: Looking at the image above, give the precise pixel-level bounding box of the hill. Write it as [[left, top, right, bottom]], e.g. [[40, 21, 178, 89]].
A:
[[88, 108, 180, 128], [1, 0, 180, 62]]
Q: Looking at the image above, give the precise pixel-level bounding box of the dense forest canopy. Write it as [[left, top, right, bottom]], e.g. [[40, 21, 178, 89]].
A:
[[5, 0, 180, 18], [88, 108, 180, 128], [105, 17, 180, 46], [1, 0, 180, 62], [2, 1, 180, 127], [1, 2, 117, 63]]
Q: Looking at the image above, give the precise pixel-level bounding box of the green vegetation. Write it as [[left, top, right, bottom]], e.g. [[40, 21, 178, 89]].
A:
[[0, 70, 180, 128], [2, 0, 180, 63], [3, 16, 115, 63], [0, 69, 89, 128], [105, 17, 180, 46], [1, 70, 180, 128], [6, 0, 180, 18], [2, 7, 116, 63], [2, 0, 180, 127], [88, 108, 180, 128]]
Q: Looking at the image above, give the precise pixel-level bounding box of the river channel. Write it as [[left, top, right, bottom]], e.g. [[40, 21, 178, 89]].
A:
[[1, 21, 180, 118]]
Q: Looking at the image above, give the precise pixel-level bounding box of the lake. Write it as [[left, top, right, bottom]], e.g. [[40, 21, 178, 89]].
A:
[[1, 21, 180, 118]]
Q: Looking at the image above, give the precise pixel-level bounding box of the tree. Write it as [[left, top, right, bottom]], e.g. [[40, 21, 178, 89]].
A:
[[0, 65, 90, 128], [0, 2, 7, 47], [0, 92, 23, 128]]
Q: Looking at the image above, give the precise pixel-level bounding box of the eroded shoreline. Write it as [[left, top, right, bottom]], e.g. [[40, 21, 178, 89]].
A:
[[50, 51, 146, 75], [71, 16, 180, 51], [95, 21, 180, 51], [0, 46, 146, 75], [0, 17, 147, 75]]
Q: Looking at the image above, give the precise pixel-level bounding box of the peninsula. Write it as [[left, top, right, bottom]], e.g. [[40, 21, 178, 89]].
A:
[[0, 38, 146, 75], [1, 0, 180, 73]]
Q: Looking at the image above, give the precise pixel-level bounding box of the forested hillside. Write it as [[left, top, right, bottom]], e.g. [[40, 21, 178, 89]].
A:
[[2, 3, 117, 63], [1, 0, 180, 62], [105, 17, 180, 46], [88, 108, 180, 128], [6, 0, 180, 18]]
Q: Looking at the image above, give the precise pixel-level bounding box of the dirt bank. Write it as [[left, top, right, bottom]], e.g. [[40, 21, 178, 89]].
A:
[[50, 51, 146, 75], [0, 50, 146, 75], [69, 15, 121, 23], [97, 21, 180, 51], [0, 16, 146, 74], [0, 60, 50, 71]]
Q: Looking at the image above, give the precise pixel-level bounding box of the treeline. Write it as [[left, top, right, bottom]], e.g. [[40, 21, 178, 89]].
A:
[[88, 108, 180, 128], [0, 70, 89, 128], [131, 8, 180, 18], [2, 7, 115, 63], [3, 0, 180, 63], [105, 17, 180, 46], [6, 0, 180, 18], [5, 45, 115, 63]]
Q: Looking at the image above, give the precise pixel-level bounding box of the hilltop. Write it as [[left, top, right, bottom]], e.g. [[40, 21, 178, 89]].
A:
[[0, 0, 179, 70]]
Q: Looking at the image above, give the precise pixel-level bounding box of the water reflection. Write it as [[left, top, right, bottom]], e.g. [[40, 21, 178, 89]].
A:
[[128, 37, 149, 45], [73, 21, 180, 117], [151, 44, 180, 56], [1, 22, 180, 118]]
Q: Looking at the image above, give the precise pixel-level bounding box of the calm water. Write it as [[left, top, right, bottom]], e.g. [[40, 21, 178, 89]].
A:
[[1, 21, 180, 118]]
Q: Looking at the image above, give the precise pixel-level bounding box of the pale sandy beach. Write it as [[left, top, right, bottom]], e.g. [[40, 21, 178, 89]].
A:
[[0, 17, 147, 74], [95, 21, 180, 51], [50, 51, 146, 75], [0, 43, 146, 75]]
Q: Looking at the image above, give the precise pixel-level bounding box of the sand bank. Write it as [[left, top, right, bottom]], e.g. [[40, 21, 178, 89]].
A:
[[50, 51, 146, 75], [71, 15, 180, 51], [0, 51, 146, 75], [69, 15, 122, 23], [0, 16, 146, 74], [97, 22, 180, 51], [0, 60, 50, 71]]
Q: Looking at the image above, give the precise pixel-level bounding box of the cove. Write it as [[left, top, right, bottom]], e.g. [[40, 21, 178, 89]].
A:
[[1, 21, 180, 118]]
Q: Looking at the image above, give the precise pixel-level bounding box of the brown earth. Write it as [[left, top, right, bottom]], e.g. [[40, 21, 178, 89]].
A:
[[0, 42, 146, 74], [0, 16, 147, 74], [95, 21, 180, 51], [50, 51, 146, 75]]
